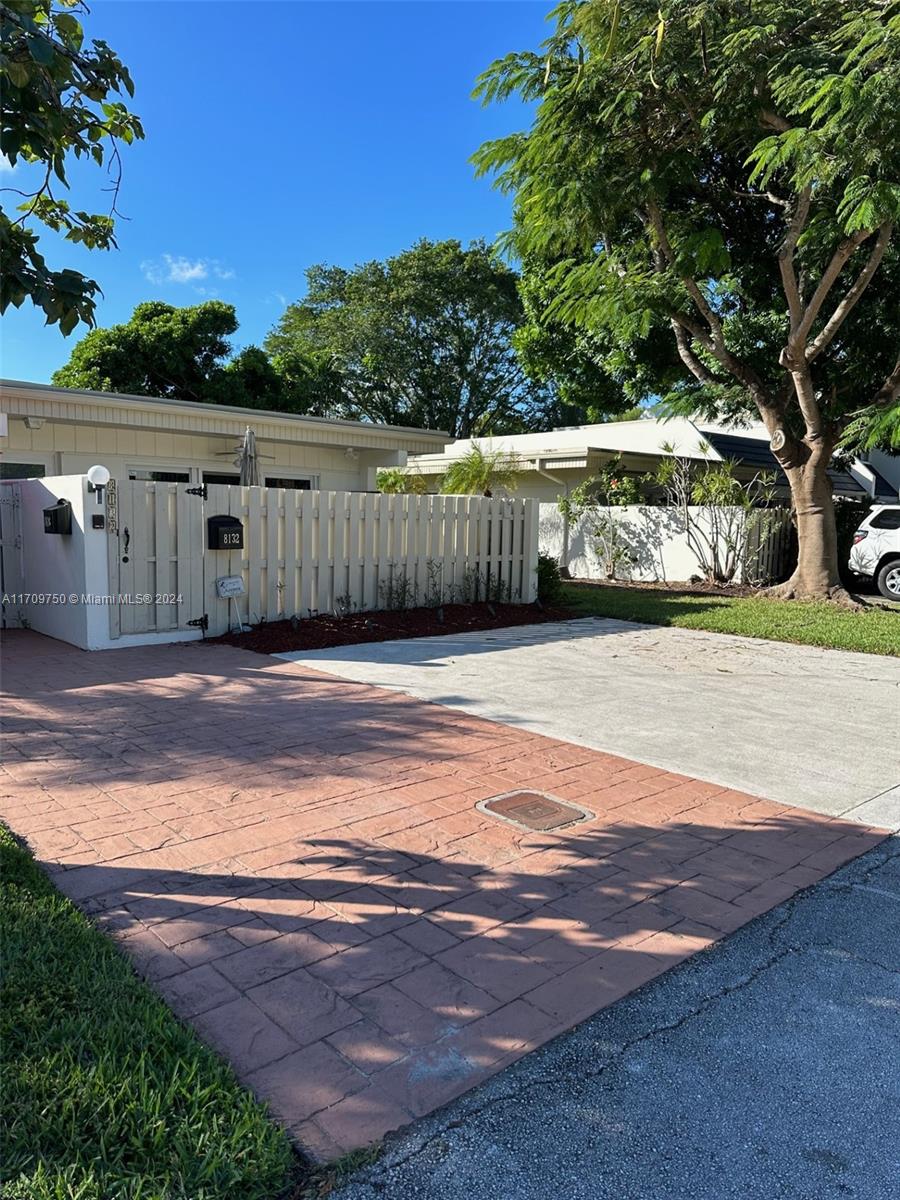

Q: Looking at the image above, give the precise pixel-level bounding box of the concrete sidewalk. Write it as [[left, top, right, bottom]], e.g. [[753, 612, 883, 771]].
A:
[[278, 618, 900, 828], [333, 835, 900, 1200]]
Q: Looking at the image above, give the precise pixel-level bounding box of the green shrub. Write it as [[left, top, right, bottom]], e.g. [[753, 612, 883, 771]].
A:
[[537, 552, 564, 604]]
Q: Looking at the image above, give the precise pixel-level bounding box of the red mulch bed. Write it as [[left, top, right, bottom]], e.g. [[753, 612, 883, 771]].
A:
[[567, 577, 763, 598], [207, 601, 574, 655]]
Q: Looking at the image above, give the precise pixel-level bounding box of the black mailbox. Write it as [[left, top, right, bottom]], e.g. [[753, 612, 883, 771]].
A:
[[43, 498, 73, 535], [207, 514, 244, 550]]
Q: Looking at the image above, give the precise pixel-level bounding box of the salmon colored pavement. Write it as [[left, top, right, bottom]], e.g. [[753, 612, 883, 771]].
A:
[[0, 631, 888, 1160]]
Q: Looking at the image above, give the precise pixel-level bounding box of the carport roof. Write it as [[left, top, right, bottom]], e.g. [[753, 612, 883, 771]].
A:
[[705, 431, 884, 499]]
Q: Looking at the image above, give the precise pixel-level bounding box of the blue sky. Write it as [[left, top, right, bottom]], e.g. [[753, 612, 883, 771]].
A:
[[2, 1, 549, 383]]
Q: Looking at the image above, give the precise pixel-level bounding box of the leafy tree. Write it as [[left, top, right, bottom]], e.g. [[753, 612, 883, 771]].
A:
[[474, 0, 900, 600], [50, 300, 310, 412], [515, 259, 675, 424], [266, 345, 346, 418], [265, 239, 553, 437], [376, 467, 428, 495], [212, 346, 288, 411], [440, 443, 521, 497], [1, 0, 143, 333], [52, 300, 239, 398]]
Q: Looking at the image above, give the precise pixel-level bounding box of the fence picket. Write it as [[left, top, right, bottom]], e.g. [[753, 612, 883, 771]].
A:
[[282, 489, 300, 617], [315, 492, 333, 613], [266, 488, 281, 619], [154, 483, 173, 630]]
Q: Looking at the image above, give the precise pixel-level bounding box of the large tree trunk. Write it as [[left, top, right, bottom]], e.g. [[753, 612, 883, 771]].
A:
[[772, 450, 845, 600]]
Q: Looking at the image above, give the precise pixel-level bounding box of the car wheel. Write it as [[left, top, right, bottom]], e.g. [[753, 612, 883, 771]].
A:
[[876, 559, 900, 600]]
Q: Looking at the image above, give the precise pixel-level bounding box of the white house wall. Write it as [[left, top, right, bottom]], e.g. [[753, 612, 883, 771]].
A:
[[3, 419, 387, 491]]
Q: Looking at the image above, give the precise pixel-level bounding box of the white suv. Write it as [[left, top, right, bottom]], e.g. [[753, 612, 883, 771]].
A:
[[849, 504, 900, 599]]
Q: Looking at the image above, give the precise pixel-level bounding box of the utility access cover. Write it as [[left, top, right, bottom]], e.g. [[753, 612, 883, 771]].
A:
[[478, 790, 592, 833]]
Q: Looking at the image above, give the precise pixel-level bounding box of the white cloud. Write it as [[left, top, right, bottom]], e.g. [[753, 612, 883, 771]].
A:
[[141, 254, 235, 287], [0, 156, 17, 174]]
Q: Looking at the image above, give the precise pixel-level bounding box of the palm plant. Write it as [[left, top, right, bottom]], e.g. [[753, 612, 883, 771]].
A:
[[376, 468, 428, 495], [439, 444, 521, 497]]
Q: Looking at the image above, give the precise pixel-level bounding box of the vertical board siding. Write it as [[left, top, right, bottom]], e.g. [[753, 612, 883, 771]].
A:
[[108, 483, 539, 638]]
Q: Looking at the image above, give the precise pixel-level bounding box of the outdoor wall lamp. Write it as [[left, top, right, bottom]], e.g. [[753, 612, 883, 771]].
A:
[[86, 463, 111, 505]]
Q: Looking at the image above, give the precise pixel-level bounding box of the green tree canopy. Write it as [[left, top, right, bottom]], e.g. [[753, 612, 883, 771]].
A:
[[51, 300, 305, 411], [264, 238, 555, 437], [474, 0, 900, 598], [514, 258, 674, 424], [1, 0, 143, 333]]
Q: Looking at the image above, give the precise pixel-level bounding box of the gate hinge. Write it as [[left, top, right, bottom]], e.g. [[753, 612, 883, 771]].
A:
[[186, 485, 208, 499], [187, 614, 209, 632]]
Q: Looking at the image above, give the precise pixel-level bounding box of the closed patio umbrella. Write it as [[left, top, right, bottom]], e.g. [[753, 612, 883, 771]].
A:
[[238, 426, 260, 486]]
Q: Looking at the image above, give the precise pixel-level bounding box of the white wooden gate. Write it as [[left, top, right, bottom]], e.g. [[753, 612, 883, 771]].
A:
[[108, 479, 204, 637], [107, 481, 539, 640]]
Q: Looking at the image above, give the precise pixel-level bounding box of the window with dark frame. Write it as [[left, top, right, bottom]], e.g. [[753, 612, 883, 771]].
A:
[[202, 472, 241, 486], [128, 468, 190, 483], [264, 477, 313, 490], [0, 463, 46, 479]]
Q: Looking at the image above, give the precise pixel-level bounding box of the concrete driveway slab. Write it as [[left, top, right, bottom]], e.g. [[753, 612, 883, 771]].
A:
[[277, 618, 900, 827]]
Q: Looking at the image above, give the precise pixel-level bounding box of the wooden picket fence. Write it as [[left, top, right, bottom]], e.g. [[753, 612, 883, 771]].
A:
[[108, 482, 540, 637]]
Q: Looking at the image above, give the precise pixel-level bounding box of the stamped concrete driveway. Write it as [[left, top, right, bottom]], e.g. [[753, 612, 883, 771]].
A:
[[278, 618, 900, 829], [0, 629, 888, 1162]]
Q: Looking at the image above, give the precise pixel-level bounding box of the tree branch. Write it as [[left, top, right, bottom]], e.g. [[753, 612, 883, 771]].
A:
[[806, 221, 893, 361], [648, 200, 727, 348], [872, 355, 900, 408], [670, 320, 722, 385], [778, 186, 811, 328], [792, 228, 874, 350]]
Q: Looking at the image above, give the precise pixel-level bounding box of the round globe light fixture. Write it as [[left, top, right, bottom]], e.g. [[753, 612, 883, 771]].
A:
[[87, 463, 111, 506], [87, 464, 111, 488]]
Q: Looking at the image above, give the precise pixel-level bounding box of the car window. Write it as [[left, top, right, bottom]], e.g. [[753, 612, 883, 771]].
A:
[[870, 509, 900, 530]]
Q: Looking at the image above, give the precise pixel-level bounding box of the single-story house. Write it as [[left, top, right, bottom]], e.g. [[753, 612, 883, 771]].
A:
[[407, 415, 899, 504], [0, 379, 448, 489]]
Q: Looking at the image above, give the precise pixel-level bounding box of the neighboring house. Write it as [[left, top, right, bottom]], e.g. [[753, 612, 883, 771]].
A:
[[0, 380, 448, 489], [407, 416, 899, 504]]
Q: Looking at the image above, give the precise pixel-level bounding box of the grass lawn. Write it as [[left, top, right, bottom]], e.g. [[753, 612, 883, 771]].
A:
[[562, 582, 900, 656], [0, 826, 299, 1200]]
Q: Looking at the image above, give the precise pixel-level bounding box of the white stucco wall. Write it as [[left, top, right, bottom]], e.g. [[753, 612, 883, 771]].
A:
[[5, 476, 95, 647], [539, 503, 764, 584], [2, 419, 391, 492], [2, 476, 207, 650]]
